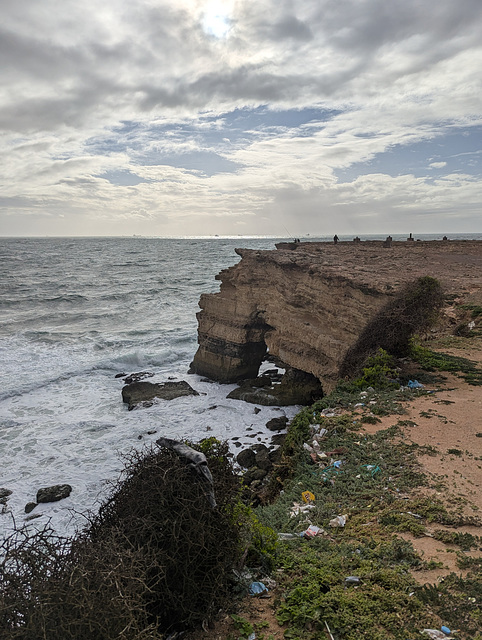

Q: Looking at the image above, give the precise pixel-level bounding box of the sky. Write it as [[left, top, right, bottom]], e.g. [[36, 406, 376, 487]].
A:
[[1, 0, 482, 237]]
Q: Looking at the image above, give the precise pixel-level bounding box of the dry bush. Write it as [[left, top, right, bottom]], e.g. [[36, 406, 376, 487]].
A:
[[0, 440, 244, 639], [340, 276, 444, 378]]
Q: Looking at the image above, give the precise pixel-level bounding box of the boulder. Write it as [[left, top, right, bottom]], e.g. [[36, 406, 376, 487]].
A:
[[123, 371, 155, 384], [0, 488, 12, 505], [236, 448, 256, 468], [266, 416, 289, 431], [36, 484, 72, 503], [122, 380, 199, 410], [25, 502, 37, 513], [227, 368, 323, 406]]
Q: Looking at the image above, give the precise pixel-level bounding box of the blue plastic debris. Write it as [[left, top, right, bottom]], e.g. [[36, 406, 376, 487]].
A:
[[249, 581, 268, 596], [441, 627, 451, 636], [408, 380, 424, 389]]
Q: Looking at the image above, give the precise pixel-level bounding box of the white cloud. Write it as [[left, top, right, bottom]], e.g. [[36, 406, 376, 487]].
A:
[[1, 0, 482, 235]]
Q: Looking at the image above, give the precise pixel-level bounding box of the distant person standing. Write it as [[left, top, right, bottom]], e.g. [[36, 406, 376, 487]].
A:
[[333, 234, 339, 244]]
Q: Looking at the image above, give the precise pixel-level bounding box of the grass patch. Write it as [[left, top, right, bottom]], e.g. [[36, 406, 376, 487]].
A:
[[410, 341, 482, 385]]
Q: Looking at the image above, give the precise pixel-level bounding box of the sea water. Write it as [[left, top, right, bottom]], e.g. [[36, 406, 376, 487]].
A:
[[0, 233, 480, 539]]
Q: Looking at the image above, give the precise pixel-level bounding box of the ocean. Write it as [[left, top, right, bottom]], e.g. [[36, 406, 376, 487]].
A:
[[1, 233, 480, 539]]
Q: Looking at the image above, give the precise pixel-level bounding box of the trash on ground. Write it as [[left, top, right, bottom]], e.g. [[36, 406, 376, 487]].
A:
[[302, 490, 316, 504], [408, 379, 424, 389], [362, 464, 381, 477], [278, 532, 300, 540], [329, 514, 348, 528], [441, 627, 451, 636], [324, 620, 335, 640], [421, 630, 454, 639], [344, 576, 361, 585], [247, 633, 256, 640], [302, 524, 324, 539], [290, 502, 316, 517], [249, 581, 268, 597]]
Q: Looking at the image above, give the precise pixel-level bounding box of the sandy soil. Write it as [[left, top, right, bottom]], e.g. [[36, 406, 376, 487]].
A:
[[362, 337, 482, 584]]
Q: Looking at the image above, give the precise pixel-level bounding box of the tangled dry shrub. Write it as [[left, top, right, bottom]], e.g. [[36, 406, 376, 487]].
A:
[[340, 276, 444, 378], [0, 440, 244, 639]]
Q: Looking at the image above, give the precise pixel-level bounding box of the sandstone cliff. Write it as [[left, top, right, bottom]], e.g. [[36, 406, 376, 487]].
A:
[[190, 240, 482, 393]]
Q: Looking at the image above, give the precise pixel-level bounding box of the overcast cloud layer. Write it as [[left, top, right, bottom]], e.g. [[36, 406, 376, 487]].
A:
[[1, 0, 482, 236]]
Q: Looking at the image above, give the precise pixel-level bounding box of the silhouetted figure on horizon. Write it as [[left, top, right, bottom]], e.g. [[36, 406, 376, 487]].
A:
[[333, 234, 339, 244]]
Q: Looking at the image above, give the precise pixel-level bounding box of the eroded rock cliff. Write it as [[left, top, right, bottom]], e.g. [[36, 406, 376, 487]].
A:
[[190, 240, 482, 393]]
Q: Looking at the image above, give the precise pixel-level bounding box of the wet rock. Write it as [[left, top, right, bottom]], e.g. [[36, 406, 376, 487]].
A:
[[236, 448, 256, 468], [36, 484, 72, 503], [124, 371, 155, 384], [227, 368, 323, 406], [268, 447, 282, 464], [254, 407, 261, 414], [122, 380, 199, 410], [25, 502, 37, 513], [270, 433, 286, 446], [255, 447, 272, 471], [266, 416, 289, 431], [0, 488, 12, 505]]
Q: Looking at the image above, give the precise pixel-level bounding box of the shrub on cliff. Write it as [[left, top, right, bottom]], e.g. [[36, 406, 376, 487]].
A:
[[340, 276, 444, 378], [0, 440, 247, 639]]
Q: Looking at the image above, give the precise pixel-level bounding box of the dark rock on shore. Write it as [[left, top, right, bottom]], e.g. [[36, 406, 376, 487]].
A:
[[236, 448, 256, 468], [266, 416, 289, 431], [123, 371, 155, 384], [36, 484, 72, 503], [25, 502, 37, 513], [122, 380, 199, 410], [0, 488, 12, 505], [227, 367, 323, 406]]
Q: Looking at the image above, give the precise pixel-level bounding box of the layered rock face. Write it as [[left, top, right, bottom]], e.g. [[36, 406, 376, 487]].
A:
[[190, 240, 482, 393]]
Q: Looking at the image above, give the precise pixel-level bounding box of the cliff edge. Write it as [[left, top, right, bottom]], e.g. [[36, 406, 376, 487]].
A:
[[190, 240, 482, 393]]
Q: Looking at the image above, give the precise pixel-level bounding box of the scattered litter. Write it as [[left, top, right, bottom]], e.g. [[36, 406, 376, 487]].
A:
[[302, 490, 316, 504], [249, 581, 268, 597], [290, 502, 316, 517], [406, 511, 423, 519], [354, 403, 365, 408], [362, 464, 381, 477], [303, 442, 314, 454], [278, 532, 299, 540], [316, 428, 329, 439], [468, 320, 476, 329], [247, 633, 256, 640], [302, 525, 324, 539], [421, 630, 453, 639], [440, 627, 451, 636], [329, 514, 348, 528], [408, 380, 424, 389], [324, 620, 335, 640], [344, 576, 361, 585], [333, 460, 343, 469]]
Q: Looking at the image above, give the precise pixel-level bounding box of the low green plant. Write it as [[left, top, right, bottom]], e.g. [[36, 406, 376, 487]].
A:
[[410, 341, 482, 385]]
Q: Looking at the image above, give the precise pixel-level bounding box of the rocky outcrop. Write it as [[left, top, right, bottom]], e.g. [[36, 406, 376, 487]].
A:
[[190, 240, 482, 393], [122, 380, 199, 410], [37, 484, 72, 504]]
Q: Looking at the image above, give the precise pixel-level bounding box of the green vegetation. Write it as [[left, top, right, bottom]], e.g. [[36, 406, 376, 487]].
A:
[[410, 341, 482, 385]]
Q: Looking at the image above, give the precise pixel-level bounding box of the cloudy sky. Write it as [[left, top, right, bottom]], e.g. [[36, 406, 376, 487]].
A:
[[1, 0, 482, 237]]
